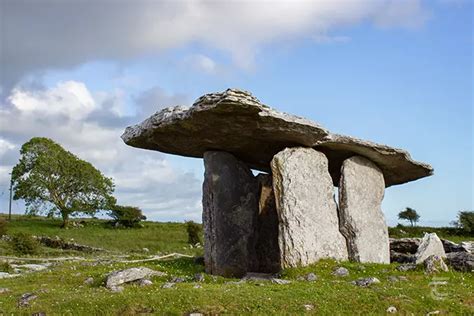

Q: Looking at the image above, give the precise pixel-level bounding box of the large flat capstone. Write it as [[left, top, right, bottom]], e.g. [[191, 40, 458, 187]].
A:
[[338, 156, 390, 264], [122, 89, 433, 187], [202, 151, 258, 277], [271, 147, 348, 267]]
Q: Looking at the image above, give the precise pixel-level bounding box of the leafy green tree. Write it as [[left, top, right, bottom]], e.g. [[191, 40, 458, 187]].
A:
[[398, 207, 420, 227], [12, 137, 116, 228], [110, 205, 146, 228], [456, 211, 474, 233]]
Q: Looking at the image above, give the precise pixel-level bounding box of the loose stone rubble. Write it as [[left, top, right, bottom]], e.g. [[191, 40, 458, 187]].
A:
[[122, 88, 433, 277]]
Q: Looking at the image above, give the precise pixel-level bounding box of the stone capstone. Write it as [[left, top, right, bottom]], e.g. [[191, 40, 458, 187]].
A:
[[339, 156, 390, 264], [414, 233, 446, 264], [122, 89, 433, 187], [202, 151, 258, 277], [271, 147, 348, 267]]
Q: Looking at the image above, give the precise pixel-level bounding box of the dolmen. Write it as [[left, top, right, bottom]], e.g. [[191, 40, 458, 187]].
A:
[[122, 89, 433, 277]]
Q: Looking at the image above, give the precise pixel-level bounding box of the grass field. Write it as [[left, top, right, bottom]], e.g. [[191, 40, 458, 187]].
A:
[[0, 214, 473, 315]]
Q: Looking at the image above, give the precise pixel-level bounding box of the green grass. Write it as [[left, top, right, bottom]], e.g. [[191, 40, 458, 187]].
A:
[[0, 214, 473, 315], [0, 214, 202, 256], [388, 225, 472, 243]]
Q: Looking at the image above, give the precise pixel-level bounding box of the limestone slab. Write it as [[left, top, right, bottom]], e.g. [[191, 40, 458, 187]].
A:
[[339, 155, 390, 264], [271, 147, 348, 268], [122, 89, 433, 187], [202, 151, 258, 277]]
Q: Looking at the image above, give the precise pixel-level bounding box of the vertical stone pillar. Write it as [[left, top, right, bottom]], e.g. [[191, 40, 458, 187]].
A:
[[271, 147, 348, 268], [202, 151, 258, 277], [255, 173, 280, 273], [338, 155, 390, 264]]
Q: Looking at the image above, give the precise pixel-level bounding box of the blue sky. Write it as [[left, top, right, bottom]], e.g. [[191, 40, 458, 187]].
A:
[[0, 0, 472, 226]]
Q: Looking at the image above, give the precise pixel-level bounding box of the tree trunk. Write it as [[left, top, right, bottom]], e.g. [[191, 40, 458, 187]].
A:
[[60, 212, 69, 228]]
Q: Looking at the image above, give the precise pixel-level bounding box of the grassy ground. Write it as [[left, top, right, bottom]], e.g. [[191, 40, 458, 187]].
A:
[[0, 214, 473, 315]]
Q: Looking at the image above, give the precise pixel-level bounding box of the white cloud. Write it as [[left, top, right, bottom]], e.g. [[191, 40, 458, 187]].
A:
[[8, 81, 96, 119], [2, 0, 431, 91], [0, 82, 202, 222], [184, 54, 218, 74]]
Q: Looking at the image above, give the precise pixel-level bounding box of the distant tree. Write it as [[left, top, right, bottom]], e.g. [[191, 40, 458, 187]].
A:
[[455, 211, 474, 233], [398, 207, 420, 227], [12, 137, 116, 228], [110, 205, 146, 228], [185, 221, 201, 245]]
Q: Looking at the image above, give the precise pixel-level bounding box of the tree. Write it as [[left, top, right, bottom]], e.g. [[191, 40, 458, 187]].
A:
[[110, 205, 146, 228], [455, 211, 474, 233], [12, 137, 116, 228], [398, 207, 420, 227]]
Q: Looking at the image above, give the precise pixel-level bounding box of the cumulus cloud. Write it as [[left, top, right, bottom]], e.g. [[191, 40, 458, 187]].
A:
[[1, 0, 431, 92], [0, 81, 202, 221]]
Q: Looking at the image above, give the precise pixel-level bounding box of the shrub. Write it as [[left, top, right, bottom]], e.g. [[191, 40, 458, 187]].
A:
[[457, 211, 474, 233], [110, 205, 146, 228], [10, 233, 39, 255], [0, 261, 13, 273], [0, 218, 7, 236], [186, 221, 201, 245]]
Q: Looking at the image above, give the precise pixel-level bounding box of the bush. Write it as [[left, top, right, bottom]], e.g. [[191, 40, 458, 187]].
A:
[[0, 218, 7, 236], [457, 211, 474, 233], [186, 221, 201, 245], [10, 233, 39, 255], [110, 205, 146, 228], [0, 261, 13, 273]]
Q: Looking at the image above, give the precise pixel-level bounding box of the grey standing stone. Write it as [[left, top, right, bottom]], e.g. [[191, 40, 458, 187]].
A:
[[271, 147, 348, 268], [414, 233, 446, 264], [203, 151, 259, 277], [255, 173, 280, 273], [339, 155, 390, 264]]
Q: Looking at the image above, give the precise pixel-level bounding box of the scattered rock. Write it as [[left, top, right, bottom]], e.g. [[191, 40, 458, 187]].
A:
[[460, 241, 474, 253], [31, 312, 46, 316], [426, 311, 440, 315], [109, 286, 124, 293], [424, 255, 448, 273], [272, 147, 348, 268], [389, 238, 421, 254], [351, 277, 380, 287], [414, 233, 446, 264], [332, 267, 349, 277], [193, 284, 202, 289], [0, 272, 20, 279], [188, 313, 204, 316], [305, 273, 318, 281], [0, 288, 10, 294], [171, 276, 186, 283], [12, 263, 50, 272], [121, 88, 433, 187], [142, 248, 150, 252], [18, 293, 38, 307], [304, 304, 314, 311], [398, 276, 408, 281], [397, 264, 417, 272], [35, 235, 104, 252], [194, 273, 205, 282], [84, 277, 94, 285], [203, 151, 259, 277], [271, 278, 291, 285], [338, 156, 390, 264], [446, 252, 474, 272], [137, 279, 153, 286], [105, 267, 166, 289], [242, 272, 274, 281], [388, 276, 408, 282], [390, 251, 415, 264], [386, 306, 397, 313], [161, 282, 175, 289]]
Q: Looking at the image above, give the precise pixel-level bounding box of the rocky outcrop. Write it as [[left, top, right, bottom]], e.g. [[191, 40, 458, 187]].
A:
[[122, 89, 433, 187], [271, 147, 348, 267], [390, 238, 421, 254], [424, 255, 449, 273], [202, 151, 259, 277], [338, 156, 390, 264], [414, 233, 446, 264], [446, 252, 474, 272], [255, 173, 280, 273]]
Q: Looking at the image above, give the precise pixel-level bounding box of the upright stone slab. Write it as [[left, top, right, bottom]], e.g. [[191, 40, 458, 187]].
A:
[[255, 173, 280, 273], [202, 151, 258, 277], [338, 156, 390, 264], [271, 147, 348, 268]]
